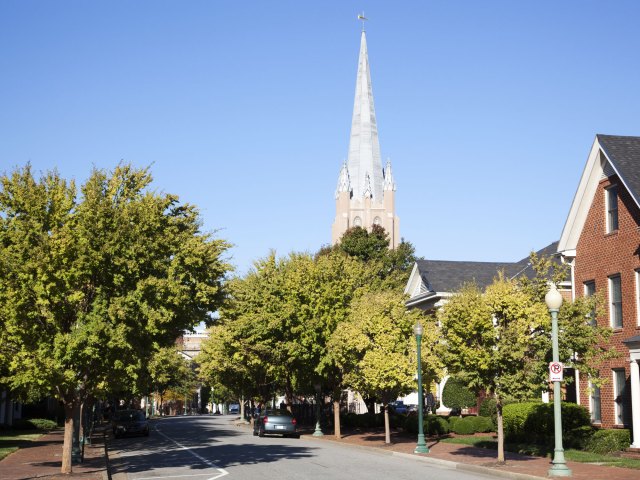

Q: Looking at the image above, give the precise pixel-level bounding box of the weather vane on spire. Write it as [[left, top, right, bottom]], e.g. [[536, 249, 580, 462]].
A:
[[357, 12, 368, 32]]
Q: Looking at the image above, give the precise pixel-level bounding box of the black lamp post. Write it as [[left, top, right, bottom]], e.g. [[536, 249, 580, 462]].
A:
[[414, 321, 429, 454]]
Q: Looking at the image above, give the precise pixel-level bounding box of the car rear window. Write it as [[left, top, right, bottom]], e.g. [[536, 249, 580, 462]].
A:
[[265, 409, 291, 416]]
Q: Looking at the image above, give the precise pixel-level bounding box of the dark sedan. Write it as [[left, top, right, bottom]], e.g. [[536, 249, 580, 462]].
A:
[[252, 409, 299, 438], [112, 410, 149, 438]]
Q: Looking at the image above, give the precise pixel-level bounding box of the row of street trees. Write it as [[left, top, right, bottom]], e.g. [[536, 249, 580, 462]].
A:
[[0, 164, 231, 473], [198, 231, 614, 462], [197, 225, 442, 442]]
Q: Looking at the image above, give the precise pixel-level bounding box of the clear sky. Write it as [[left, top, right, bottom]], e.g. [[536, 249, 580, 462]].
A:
[[2, 1, 639, 275]]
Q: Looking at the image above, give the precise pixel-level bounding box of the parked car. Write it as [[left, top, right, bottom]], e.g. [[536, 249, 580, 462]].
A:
[[228, 403, 240, 415], [388, 401, 408, 414], [111, 410, 149, 438], [252, 409, 299, 438]]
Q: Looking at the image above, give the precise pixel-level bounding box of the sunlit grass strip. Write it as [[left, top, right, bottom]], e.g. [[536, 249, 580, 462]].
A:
[[440, 435, 640, 469]]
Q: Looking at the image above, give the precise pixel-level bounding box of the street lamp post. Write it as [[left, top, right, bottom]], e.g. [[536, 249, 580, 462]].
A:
[[313, 382, 324, 437], [414, 321, 429, 454], [546, 284, 571, 477]]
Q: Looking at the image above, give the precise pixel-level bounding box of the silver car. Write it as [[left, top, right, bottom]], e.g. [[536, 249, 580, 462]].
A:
[[252, 409, 299, 438]]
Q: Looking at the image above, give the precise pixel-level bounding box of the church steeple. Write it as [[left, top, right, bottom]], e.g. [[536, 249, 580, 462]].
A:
[[332, 26, 400, 248], [347, 30, 383, 202]]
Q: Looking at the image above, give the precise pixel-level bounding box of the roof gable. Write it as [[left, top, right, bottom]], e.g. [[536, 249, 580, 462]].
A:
[[558, 134, 640, 254]]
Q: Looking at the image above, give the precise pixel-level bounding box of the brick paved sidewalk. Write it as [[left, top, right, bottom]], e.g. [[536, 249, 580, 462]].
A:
[[0, 429, 108, 480], [304, 429, 637, 480]]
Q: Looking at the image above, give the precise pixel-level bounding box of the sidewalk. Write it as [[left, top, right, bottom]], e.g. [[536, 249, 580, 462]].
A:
[[0, 429, 107, 480], [304, 428, 636, 480]]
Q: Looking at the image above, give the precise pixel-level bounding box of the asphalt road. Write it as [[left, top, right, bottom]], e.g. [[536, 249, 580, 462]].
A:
[[108, 415, 495, 480]]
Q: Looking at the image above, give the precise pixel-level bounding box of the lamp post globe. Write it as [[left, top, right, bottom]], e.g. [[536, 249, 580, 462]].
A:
[[414, 321, 429, 454], [546, 283, 571, 477]]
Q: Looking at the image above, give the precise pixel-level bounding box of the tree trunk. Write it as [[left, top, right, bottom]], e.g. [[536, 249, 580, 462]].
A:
[[384, 405, 391, 444], [333, 399, 341, 439], [496, 400, 505, 463], [61, 401, 78, 474]]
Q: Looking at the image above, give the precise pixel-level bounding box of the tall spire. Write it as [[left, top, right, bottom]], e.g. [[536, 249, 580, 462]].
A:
[[346, 30, 383, 202]]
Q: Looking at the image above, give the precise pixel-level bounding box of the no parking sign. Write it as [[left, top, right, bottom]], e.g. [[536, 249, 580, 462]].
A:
[[549, 361, 564, 381]]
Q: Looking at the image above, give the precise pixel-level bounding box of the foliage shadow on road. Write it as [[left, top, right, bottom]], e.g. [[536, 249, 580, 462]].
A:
[[109, 441, 316, 474]]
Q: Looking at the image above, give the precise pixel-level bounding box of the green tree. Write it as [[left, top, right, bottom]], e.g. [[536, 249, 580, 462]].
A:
[[321, 225, 417, 290], [438, 257, 612, 463], [441, 376, 476, 413], [199, 250, 378, 436], [329, 290, 443, 443], [0, 164, 230, 473], [149, 347, 195, 415]]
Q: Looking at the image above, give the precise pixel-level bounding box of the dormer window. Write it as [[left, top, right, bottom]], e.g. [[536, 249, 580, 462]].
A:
[[606, 185, 619, 233]]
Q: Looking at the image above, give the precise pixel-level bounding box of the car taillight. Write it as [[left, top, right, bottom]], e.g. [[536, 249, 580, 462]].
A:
[[263, 416, 268, 424], [292, 418, 297, 425]]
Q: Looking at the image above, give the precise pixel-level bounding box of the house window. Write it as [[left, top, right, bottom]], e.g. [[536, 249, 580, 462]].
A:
[[608, 275, 622, 328], [584, 280, 596, 326], [606, 185, 619, 233], [613, 369, 627, 425], [589, 381, 601, 423]]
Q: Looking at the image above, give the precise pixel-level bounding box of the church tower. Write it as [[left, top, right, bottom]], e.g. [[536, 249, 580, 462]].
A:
[[331, 29, 400, 248]]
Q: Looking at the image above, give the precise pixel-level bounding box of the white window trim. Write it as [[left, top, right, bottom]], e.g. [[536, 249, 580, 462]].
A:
[[636, 269, 640, 327], [608, 275, 622, 328], [613, 369, 625, 425], [588, 379, 601, 424], [605, 184, 618, 234]]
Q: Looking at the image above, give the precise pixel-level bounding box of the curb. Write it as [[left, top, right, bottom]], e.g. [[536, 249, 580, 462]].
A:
[[300, 435, 547, 480]]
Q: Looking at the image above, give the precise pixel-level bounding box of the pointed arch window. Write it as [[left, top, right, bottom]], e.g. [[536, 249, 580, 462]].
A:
[[373, 216, 381, 226], [353, 216, 362, 227]]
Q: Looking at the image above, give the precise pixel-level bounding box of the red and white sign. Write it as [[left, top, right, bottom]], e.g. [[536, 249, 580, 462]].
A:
[[549, 361, 564, 382]]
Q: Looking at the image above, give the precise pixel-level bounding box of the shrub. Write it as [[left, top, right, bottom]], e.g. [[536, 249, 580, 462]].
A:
[[425, 416, 449, 435], [468, 415, 494, 433], [503, 401, 591, 446], [584, 429, 631, 455], [404, 414, 449, 436], [341, 412, 358, 428], [450, 416, 475, 435], [479, 397, 497, 421], [12, 418, 57, 430], [448, 416, 461, 431], [442, 377, 476, 410], [404, 413, 419, 434]]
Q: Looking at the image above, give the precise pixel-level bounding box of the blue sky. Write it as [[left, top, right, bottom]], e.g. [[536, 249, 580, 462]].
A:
[[2, 1, 639, 275]]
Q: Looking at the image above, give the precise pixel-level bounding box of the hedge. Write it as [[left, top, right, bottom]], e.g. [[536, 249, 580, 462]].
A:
[[450, 416, 475, 435], [10, 418, 58, 430], [404, 414, 449, 436], [584, 429, 630, 455], [503, 401, 591, 447]]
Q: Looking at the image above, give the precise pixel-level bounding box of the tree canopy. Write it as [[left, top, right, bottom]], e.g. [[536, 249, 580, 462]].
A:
[[438, 255, 613, 462], [0, 164, 230, 473]]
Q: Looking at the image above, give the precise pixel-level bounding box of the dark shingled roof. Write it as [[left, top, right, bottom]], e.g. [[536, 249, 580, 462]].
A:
[[415, 241, 559, 293], [597, 134, 640, 205]]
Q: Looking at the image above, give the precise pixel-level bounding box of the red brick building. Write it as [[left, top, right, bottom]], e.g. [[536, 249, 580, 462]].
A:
[[558, 134, 640, 448]]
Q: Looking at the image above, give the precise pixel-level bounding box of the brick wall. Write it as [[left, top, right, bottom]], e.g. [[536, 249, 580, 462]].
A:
[[574, 174, 640, 428]]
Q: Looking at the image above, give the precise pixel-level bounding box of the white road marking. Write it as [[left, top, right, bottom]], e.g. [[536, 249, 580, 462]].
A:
[[137, 475, 218, 480], [149, 425, 229, 480]]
